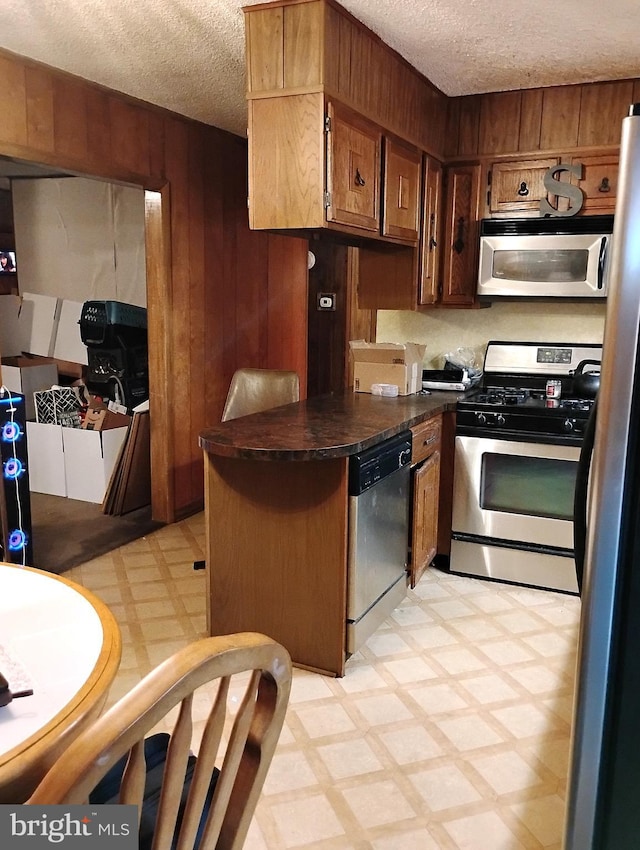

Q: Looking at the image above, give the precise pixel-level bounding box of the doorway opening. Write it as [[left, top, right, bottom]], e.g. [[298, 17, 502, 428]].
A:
[[0, 158, 165, 574]]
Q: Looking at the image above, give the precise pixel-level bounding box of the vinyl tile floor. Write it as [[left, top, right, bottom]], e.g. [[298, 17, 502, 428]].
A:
[[66, 513, 581, 850]]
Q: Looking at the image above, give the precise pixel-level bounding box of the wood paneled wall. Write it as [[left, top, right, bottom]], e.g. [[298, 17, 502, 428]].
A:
[[0, 49, 309, 523], [445, 79, 640, 159]]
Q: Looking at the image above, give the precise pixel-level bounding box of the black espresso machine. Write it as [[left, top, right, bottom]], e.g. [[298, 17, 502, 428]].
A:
[[80, 300, 148, 411]]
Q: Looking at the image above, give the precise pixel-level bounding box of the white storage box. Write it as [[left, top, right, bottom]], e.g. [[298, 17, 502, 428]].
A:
[[63, 426, 128, 503], [26, 422, 128, 503], [26, 421, 66, 498], [18, 293, 61, 358], [1, 359, 58, 420]]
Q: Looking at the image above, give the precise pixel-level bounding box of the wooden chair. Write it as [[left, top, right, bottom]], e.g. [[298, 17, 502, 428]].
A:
[[27, 633, 292, 850], [221, 368, 299, 422]]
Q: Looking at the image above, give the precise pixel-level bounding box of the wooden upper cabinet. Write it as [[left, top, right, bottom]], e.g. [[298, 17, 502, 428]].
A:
[[244, 0, 448, 243], [382, 137, 422, 242], [245, 7, 285, 93], [327, 102, 381, 232], [248, 93, 326, 230], [441, 163, 482, 306], [418, 157, 442, 304], [447, 79, 633, 169], [244, 0, 447, 150], [570, 152, 619, 213], [488, 157, 560, 214]]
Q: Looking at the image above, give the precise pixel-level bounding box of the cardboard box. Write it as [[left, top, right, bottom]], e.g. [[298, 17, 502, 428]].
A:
[[53, 299, 89, 365], [26, 422, 128, 502], [0, 295, 23, 356], [82, 404, 131, 431], [350, 341, 426, 395], [26, 421, 66, 497], [1, 358, 59, 420], [63, 425, 128, 503], [17, 292, 61, 358]]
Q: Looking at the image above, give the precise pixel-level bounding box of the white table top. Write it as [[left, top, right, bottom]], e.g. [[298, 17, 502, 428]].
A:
[[0, 564, 106, 757]]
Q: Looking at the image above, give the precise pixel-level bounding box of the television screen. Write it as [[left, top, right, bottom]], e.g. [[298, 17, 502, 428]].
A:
[[0, 251, 16, 274]]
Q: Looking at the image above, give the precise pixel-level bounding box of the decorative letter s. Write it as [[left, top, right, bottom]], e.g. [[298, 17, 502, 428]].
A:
[[540, 163, 584, 217]]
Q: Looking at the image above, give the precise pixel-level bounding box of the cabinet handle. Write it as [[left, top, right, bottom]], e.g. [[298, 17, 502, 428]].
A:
[[517, 181, 529, 196], [423, 434, 438, 447], [598, 177, 611, 193], [429, 213, 437, 250], [453, 217, 465, 254], [354, 169, 366, 187]]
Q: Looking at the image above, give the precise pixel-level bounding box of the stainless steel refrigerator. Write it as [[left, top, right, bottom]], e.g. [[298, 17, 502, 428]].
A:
[[565, 102, 640, 848]]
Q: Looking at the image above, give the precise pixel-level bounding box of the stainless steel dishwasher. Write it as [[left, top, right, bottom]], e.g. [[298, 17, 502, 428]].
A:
[[346, 430, 412, 654]]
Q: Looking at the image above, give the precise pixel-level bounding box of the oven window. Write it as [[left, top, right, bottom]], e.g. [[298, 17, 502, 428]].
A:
[[493, 249, 588, 283], [480, 453, 577, 520]]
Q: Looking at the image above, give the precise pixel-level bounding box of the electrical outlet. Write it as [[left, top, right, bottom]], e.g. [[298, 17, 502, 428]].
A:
[[317, 292, 336, 311]]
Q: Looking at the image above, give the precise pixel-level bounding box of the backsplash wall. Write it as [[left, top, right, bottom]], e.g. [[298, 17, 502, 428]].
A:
[[376, 302, 607, 369]]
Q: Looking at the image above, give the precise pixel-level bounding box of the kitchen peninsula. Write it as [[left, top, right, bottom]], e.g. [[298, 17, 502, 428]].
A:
[[200, 390, 460, 676]]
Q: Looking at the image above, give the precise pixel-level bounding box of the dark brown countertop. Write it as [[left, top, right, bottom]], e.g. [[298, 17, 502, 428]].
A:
[[199, 390, 464, 460]]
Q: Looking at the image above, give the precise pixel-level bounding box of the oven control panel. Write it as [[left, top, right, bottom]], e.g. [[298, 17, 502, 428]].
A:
[[483, 341, 602, 376], [536, 347, 573, 365], [456, 407, 587, 443], [475, 412, 506, 427]]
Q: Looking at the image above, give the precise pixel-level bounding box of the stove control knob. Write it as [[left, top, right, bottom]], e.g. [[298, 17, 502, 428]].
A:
[[497, 414, 506, 425], [563, 418, 576, 432], [476, 412, 487, 425]]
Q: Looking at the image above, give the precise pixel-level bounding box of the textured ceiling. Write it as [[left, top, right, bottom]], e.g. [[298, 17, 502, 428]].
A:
[[1, 0, 639, 139]]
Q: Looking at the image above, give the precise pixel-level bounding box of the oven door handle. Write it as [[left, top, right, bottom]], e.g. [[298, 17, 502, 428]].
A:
[[597, 236, 608, 290], [573, 396, 598, 594]]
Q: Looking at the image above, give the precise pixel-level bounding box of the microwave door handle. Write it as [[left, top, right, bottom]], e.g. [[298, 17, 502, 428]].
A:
[[597, 236, 607, 290], [573, 396, 598, 594]]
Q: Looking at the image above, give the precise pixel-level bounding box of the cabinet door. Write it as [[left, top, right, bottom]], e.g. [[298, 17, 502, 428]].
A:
[[489, 157, 559, 214], [441, 164, 481, 306], [418, 157, 442, 305], [382, 138, 422, 242], [327, 102, 381, 232], [571, 153, 618, 213], [411, 450, 440, 588]]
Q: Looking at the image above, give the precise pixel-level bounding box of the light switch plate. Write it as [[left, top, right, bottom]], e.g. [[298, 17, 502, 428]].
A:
[[317, 292, 336, 311]]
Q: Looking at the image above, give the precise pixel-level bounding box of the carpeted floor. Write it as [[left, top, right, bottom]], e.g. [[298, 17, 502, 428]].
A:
[[28, 492, 164, 574]]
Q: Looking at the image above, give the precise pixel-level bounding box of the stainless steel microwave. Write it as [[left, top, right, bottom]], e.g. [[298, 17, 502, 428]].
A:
[[477, 215, 613, 299]]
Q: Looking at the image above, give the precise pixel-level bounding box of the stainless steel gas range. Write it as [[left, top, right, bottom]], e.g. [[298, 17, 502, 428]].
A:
[[450, 340, 602, 594]]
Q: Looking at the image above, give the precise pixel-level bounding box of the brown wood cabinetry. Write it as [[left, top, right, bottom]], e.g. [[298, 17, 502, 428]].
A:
[[382, 137, 422, 241], [411, 412, 442, 465], [245, 0, 447, 157], [445, 79, 638, 160], [327, 102, 381, 232], [357, 152, 442, 311], [570, 153, 619, 213], [418, 157, 442, 305], [410, 416, 442, 587], [244, 0, 447, 245], [484, 152, 619, 217], [249, 94, 422, 244], [358, 159, 479, 312], [412, 452, 440, 587], [248, 93, 326, 230], [488, 157, 560, 214], [441, 164, 482, 306]]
